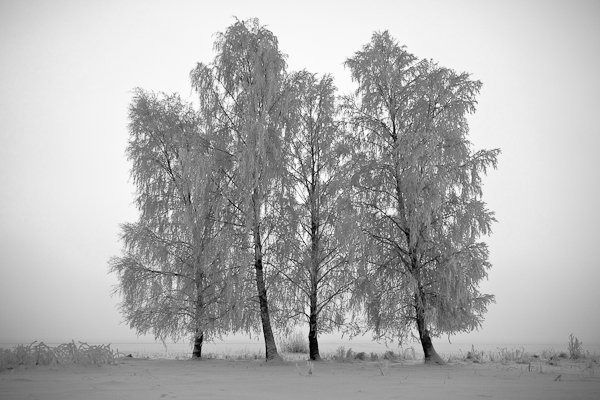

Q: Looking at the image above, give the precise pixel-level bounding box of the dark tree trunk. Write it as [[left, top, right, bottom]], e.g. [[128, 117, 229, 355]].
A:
[[253, 217, 281, 361], [308, 296, 320, 360], [415, 294, 445, 365], [307, 178, 322, 361], [192, 330, 204, 359], [192, 265, 205, 359]]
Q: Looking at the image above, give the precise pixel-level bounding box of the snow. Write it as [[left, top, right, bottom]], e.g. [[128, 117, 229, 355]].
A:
[[1, 357, 598, 399]]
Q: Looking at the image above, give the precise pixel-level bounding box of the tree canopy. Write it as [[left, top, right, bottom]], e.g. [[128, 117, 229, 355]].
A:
[[272, 71, 357, 359], [345, 31, 498, 363], [111, 21, 498, 363], [110, 89, 241, 357]]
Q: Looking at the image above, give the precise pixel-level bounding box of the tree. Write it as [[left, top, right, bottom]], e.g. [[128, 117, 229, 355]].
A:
[[345, 32, 499, 364], [274, 71, 355, 360], [110, 89, 239, 358], [190, 18, 288, 361]]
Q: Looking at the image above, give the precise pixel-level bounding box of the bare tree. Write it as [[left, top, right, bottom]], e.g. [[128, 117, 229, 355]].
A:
[[345, 32, 499, 364]]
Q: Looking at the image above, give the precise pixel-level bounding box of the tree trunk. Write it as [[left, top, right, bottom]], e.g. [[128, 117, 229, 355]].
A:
[[253, 218, 281, 361], [308, 295, 320, 360], [193, 265, 205, 359], [307, 177, 322, 361], [415, 294, 445, 365], [192, 330, 203, 359]]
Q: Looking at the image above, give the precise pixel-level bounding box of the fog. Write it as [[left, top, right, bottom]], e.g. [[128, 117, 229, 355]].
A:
[[1, 0, 599, 347]]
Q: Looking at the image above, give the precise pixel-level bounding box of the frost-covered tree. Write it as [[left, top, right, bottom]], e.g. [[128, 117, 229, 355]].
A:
[[110, 89, 239, 358], [190, 19, 288, 361], [346, 32, 499, 364], [274, 71, 356, 360]]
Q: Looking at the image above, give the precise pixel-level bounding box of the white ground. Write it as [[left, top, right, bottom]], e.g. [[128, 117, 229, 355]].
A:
[[1, 357, 598, 399]]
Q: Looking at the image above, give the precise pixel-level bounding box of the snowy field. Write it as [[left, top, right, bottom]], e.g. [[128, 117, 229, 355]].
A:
[[1, 356, 599, 400]]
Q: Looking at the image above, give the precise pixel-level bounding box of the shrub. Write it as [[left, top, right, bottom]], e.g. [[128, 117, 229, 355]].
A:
[[331, 346, 352, 362], [0, 341, 116, 371], [497, 347, 528, 363], [333, 346, 347, 361], [345, 348, 354, 359], [466, 345, 485, 363], [399, 347, 417, 360], [279, 332, 309, 354], [568, 334, 583, 359], [354, 351, 366, 361]]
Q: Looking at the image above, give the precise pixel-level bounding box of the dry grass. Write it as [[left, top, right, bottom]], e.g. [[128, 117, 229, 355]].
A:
[[569, 334, 584, 359], [325, 346, 419, 363], [330, 346, 353, 362], [452, 339, 598, 369], [204, 349, 266, 360], [0, 341, 117, 371], [278, 332, 309, 354]]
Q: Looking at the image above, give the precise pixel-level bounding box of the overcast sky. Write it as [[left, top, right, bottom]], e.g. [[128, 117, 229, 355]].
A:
[[1, 0, 599, 346]]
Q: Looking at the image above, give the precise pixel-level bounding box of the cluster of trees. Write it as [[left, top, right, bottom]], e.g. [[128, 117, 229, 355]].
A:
[[110, 19, 499, 364]]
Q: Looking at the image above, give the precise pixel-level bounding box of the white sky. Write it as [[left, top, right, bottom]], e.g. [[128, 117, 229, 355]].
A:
[[1, 0, 599, 346]]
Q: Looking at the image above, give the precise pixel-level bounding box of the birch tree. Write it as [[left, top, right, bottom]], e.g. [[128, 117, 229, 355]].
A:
[[190, 19, 288, 361], [346, 32, 499, 364], [110, 89, 239, 358], [274, 71, 355, 360]]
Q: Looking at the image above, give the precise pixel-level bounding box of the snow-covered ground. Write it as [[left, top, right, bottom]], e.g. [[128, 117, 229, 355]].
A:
[[1, 356, 599, 400]]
